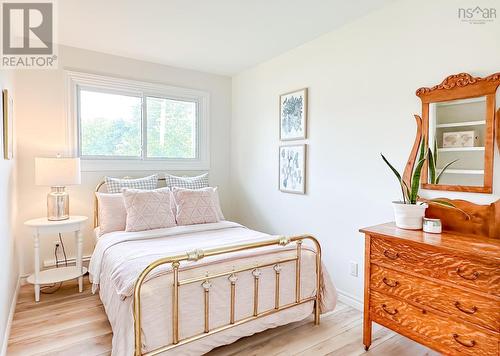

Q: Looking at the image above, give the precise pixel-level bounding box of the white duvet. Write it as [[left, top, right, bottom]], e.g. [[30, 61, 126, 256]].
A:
[[90, 221, 249, 295], [89, 221, 337, 356]]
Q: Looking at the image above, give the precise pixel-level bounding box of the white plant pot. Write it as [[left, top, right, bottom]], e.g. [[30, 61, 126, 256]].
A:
[[392, 202, 428, 230]]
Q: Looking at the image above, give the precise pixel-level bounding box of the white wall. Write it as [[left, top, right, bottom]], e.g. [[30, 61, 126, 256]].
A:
[[0, 69, 19, 354], [15, 46, 232, 275], [230, 0, 500, 304]]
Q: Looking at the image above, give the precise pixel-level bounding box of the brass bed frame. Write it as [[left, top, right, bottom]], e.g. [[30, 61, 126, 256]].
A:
[[94, 178, 322, 356]]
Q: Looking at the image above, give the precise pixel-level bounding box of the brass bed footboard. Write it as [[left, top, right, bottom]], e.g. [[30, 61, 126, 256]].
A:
[[133, 235, 322, 356]]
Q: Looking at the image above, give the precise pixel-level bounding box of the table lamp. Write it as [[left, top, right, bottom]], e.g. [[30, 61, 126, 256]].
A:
[[35, 155, 81, 221]]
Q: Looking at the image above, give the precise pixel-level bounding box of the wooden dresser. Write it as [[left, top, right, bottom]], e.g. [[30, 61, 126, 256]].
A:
[[360, 223, 500, 355]]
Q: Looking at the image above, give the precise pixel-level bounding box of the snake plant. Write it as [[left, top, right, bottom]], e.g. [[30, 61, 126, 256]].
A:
[[428, 138, 458, 184], [381, 139, 426, 204], [381, 139, 466, 215]]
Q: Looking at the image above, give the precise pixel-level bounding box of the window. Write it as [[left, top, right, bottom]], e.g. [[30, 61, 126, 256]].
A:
[[146, 97, 196, 159], [67, 71, 209, 171], [80, 90, 142, 158]]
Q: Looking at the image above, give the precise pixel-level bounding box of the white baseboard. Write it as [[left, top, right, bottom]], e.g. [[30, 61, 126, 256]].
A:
[[336, 288, 363, 311], [43, 255, 91, 268], [1, 276, 21, 356]]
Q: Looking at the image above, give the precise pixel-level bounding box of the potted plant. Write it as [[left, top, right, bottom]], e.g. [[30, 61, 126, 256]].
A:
[[381, 141, 428, 229], [382, 139, 463, 229]]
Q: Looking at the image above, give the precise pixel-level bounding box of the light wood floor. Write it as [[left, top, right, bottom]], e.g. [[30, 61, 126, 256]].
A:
[[8, 277, 438, 355]]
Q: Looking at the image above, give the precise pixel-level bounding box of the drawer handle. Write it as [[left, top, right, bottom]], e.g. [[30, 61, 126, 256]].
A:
[[456, 267, 480, 281], [383, 250, 399, 260], [452, 333, 476, 348], [454, 301, 478, 315], [381, 304, 398, 315], [382, 277, 399, 288]]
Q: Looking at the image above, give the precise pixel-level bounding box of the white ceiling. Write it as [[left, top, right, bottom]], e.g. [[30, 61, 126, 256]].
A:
[[58, 0, 391, 76]]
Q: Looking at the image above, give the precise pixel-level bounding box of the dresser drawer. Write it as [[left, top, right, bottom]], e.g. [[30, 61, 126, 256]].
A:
[[370, 264, 500, 332], [370, 290, 498, 356], [371, 236, 500, 296]]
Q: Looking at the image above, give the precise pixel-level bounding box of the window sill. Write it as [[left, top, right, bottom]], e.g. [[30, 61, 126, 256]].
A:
[[81, 159, 209, 172]]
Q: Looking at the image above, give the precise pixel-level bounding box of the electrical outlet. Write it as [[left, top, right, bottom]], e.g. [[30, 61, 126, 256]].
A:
[[349, 261, 358, 277]]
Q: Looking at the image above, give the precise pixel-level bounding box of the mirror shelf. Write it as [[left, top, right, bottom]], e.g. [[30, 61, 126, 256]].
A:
[[438, 147, 484, 152], [436, 120, 485, 128], [443, 169, 483, 174]]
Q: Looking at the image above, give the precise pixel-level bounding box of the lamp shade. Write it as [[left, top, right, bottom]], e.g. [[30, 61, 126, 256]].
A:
[[35, 157, 81, 186]]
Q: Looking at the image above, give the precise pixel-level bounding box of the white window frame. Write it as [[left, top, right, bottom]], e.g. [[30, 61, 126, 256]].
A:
[[65, 70, 210, 171]]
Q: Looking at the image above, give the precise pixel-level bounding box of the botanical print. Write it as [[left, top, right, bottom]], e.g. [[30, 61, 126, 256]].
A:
[[280, 88, 307, 140], [279, 144, 306, 194]]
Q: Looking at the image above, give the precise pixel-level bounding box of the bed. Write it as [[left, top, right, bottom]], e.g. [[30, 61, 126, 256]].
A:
[[89, 178, 337, 356]]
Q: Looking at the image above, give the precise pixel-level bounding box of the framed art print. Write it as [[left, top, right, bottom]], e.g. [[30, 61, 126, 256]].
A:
[[279, 144, 306, 194], [280, 88, 307, 141], [2, 89, 13, 160]]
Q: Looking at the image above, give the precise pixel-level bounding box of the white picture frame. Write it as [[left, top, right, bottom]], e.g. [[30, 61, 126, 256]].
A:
[[279, 88, 307, 141], [279, 144, 306, 194]]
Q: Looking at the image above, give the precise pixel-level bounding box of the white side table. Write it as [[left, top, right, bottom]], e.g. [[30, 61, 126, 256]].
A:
[[24, 216, 88, 302]]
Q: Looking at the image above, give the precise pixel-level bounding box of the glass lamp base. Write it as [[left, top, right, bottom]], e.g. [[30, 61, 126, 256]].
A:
[[47, 186, 69, 221]]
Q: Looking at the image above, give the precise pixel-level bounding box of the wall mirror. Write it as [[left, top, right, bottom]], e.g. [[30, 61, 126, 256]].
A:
[[416, 73, 500, 194]]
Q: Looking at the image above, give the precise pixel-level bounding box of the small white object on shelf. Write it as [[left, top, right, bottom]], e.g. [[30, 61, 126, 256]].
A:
[[24, 216, 88, 302], [442, 131, 478, 148]]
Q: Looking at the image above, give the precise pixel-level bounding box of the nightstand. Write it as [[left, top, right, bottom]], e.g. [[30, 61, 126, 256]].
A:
[[24, 216, 88, 302]]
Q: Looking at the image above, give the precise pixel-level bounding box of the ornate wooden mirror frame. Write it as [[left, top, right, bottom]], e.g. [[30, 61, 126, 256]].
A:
[[416, 72, 500, 194]]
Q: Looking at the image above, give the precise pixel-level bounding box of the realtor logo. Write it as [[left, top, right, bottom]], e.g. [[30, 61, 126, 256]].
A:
[[1, 1, 57, 68], [458, 6, 497, 24]]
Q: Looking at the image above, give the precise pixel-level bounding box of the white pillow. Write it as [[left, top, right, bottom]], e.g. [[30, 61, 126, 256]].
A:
[[165, 173, 208, 189], [122, 187, 176, 232], [172, 187, 220, 226], [105, 174, 158, 194], [96, 193, 127, 237]]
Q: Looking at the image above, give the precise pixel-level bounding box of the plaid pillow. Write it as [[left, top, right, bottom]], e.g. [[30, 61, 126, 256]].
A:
[[165, 173, 209, 190], [105, 174, 158, 193]]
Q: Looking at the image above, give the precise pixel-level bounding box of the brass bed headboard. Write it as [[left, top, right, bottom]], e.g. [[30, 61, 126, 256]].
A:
[[93, 176, 167, 228]]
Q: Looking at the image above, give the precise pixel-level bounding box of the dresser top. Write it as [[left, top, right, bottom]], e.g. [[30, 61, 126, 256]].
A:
[[360, 222, 500, 260]]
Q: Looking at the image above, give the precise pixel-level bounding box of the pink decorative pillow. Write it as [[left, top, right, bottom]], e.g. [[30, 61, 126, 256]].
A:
[[96, 193, 127, 237], [122, 188, 176, 232], [172, 187, 220, 226]]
